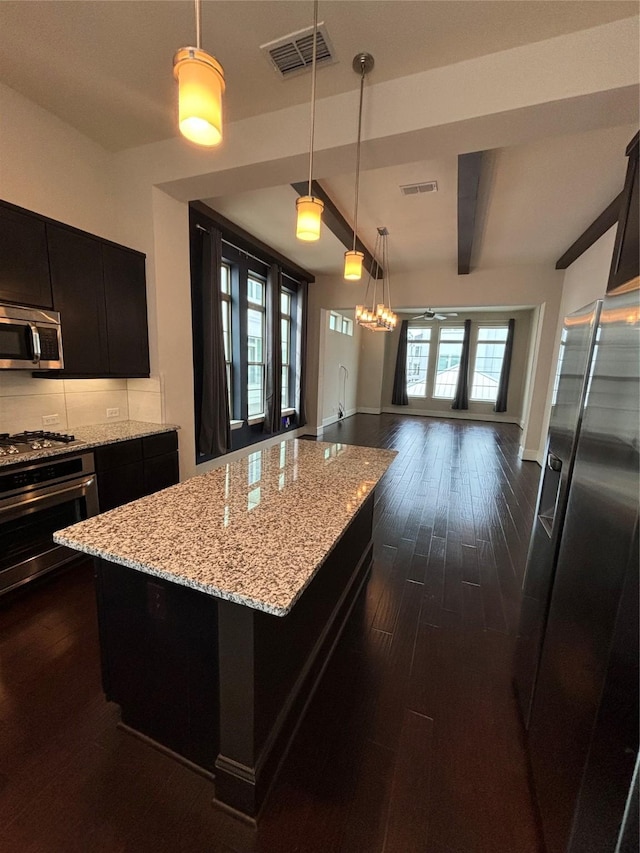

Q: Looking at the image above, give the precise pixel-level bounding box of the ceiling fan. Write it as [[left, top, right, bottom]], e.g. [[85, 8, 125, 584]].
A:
[[411, 308, 459, 321]]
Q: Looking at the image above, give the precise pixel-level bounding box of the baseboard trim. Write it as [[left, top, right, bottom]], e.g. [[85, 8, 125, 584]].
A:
[[357, 407, 382, 415], [519, 446, 541, 463], [381, 406, 521, 425], [321, 408, 357, 428]]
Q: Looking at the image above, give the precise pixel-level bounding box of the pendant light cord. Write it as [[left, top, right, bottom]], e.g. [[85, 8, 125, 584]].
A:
[[307, 0, 319, 196], [351, 60, 366, 253], [194, 0, 201, 48]]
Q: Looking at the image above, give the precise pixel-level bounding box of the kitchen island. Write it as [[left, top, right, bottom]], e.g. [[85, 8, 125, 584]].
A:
[[54, 438, 396, 819]]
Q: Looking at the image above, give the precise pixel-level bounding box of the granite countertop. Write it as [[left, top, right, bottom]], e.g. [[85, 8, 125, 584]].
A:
[[0, 421, 179, 467], [55, 439, 397, 617]]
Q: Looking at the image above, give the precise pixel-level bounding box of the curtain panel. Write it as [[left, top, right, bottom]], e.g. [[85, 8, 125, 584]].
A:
[[451, 318, 472, 410], [494, 318, 515, 413], [392, 320, 410, 406], [191, 226, 231, 459], [263, 264, 283, 433]]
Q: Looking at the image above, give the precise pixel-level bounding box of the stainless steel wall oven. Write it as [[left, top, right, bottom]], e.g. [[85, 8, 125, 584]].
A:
[[0, 451, 98, 595]]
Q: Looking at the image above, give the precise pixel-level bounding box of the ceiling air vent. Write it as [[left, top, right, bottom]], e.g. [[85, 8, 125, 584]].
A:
[[260, 24, 336, 78], [400, 181, 438, 196]]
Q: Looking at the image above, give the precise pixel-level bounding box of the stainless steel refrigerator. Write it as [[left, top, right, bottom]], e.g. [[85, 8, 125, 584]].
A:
[[514, 276, 639, 853]]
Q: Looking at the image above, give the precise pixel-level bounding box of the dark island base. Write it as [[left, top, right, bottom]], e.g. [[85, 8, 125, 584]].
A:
[[93, 491, 375, 820]]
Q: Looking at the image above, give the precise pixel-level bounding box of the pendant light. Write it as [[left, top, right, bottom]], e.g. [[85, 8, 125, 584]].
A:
[[344, 53, 374, 281], [173, 0, 225, 147], [355, 227, 398, 332], [296, 0, 324, 241]]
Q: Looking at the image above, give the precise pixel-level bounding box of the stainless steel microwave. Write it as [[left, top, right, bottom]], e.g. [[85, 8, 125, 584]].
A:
[[0, 303, 64, 369]]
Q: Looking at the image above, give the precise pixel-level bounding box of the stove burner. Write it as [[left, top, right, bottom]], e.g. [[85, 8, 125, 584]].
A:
[[0, 431, 77, 456]]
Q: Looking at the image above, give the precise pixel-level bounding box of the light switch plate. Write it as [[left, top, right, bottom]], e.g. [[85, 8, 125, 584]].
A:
[[42, 414, 60, 426], [106, 408, 120, 418]]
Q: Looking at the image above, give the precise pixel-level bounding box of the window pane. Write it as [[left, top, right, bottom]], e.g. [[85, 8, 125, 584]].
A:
[[247, 277, 264, 305], [408, 327, 431, 342], [281, 366, 289, 408], [281, 291, 291, 315], [247, 365, 264, 416], [478, 326, 508, 342], [220, 264, 230, 294], [281, 317, 290, 365], [471, 341, 506, 401], [247, 308, 263, 362], [406, 342, 430, 397], [434, 328, 464, 398]]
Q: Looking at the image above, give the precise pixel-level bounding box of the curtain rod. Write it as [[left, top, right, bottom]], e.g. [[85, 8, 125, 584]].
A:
[[195, 223, 305, 284]]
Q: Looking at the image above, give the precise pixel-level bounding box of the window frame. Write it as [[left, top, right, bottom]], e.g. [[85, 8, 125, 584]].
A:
[[246, 274, 267, 420], [433, 325, 466, 400], [470, 324, 509, 403], [406, 324, 432, 398]]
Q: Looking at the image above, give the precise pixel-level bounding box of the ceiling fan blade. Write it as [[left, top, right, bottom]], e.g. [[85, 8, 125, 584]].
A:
[[434, 314, 447, 320]]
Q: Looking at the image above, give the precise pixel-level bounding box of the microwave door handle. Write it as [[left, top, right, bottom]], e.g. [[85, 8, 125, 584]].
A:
[[29, 323, 41, 364]]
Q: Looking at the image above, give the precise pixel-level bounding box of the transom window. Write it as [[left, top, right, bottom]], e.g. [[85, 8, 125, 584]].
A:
[[406, 327, 431, 397], [471, 326, 509, 402], [434, 327, 465, 399], [247, 276, 266, 417]]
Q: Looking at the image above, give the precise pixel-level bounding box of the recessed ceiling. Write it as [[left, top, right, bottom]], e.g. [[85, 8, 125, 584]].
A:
[[0, 0, 636, 151]]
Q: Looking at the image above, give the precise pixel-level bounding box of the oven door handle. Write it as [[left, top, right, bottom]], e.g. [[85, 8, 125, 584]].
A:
[[0, 476, 97, 523]]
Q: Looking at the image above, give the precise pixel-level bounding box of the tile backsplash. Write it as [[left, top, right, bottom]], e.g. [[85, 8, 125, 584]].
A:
[[0, 373, 164, 433]]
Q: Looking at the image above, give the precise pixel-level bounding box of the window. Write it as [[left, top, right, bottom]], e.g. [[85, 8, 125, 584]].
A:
[[434, 327, 465, 398], [220, 263, 232, 413], [281, 289, 293, 409], [471, 326, 508, 402], [247, 276, 266, 417], [329, 312, 340, 331], [406, 326, 431, 397], [341, 316, 353, 336]]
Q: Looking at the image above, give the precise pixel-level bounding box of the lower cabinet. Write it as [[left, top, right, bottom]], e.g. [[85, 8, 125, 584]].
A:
[[95, 431, 179, 512]]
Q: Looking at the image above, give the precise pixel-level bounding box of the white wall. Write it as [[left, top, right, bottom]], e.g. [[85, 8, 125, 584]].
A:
[[319, 310, 360, 427]]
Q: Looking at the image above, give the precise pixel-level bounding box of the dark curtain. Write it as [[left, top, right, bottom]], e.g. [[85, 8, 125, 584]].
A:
[[494, 318, 515, 413], [295, 281, 308, 426], [191, 225, 231, 458], [392, 320, 409, 405], [263, 264, 282, 433], [451, 318, 472, 411]]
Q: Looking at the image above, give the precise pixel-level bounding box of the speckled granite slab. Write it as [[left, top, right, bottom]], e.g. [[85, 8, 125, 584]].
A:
[[54, 439, 397, 616], [0, 421, 178, 467]]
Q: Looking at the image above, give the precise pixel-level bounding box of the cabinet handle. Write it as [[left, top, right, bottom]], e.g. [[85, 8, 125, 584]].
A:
[[29, 323, 41, 364]]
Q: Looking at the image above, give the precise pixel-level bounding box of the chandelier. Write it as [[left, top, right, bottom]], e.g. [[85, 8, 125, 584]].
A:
[[355, 227, 398, 332]]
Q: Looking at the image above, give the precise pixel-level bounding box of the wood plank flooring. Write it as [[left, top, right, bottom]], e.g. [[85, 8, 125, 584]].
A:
[[0, 414, 543, 852]]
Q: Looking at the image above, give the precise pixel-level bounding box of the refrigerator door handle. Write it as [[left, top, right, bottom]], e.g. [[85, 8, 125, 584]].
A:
[[547, 453, 562, 472]]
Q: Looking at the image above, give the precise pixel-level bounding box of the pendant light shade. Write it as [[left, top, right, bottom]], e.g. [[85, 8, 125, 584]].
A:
[[174, 0, 225, 147], [173, 48, 225, 146], [296, 1, 323, 242], [344, 250, 364, 280], [296, 196, 325, 242], [344, 53, 374, 280]]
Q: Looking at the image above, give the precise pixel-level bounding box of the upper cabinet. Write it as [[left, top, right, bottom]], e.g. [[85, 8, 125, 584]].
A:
[[0, 204, 52, 308], [608, 132, 639, 292], [0, 199, 150, 378]]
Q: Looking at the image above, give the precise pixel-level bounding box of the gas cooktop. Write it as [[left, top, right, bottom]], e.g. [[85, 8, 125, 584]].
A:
[[0, 431, 79, 457]]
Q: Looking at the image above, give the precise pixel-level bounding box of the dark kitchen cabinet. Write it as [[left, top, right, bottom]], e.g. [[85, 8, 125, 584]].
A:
[[608, 132, 639, 292], [44, 225, 149, 378], [47, 224, 110, 375], [95, 431, 179, 513], [103, 244, 150, 377], [0, 201, 52, 308]]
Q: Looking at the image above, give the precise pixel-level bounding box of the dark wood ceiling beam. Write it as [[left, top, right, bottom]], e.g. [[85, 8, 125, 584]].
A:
[[291, 180, 382, 278], [457, 151, 484, 276], [555, 193, 622, 270]]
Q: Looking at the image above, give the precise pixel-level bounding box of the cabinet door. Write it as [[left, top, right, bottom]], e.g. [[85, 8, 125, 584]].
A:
[[47, 224, 109, 375], [97, 461, 146, 512], [144, 452, 179, 495], [0, 203, 52, 307], [102, 244, 150, 377]]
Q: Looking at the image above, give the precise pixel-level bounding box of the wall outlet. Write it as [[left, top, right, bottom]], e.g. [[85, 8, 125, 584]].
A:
[[106, 407, 120, 418], [42, 414, 60, 426]]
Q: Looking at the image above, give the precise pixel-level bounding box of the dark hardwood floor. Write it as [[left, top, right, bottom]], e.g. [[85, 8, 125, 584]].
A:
[[0, 414, 543, 852]]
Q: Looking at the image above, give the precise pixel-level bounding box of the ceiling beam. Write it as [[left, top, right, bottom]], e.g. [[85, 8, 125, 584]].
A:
[[291, 180, 382, 278], [457, 151, 484, 275], [555, 192, 622, 270]]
